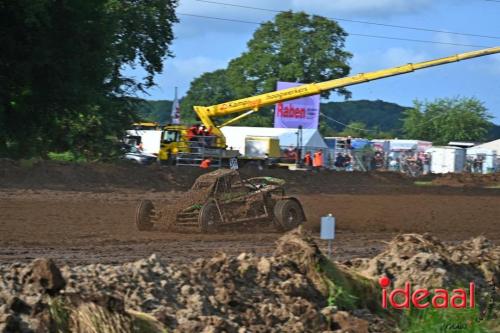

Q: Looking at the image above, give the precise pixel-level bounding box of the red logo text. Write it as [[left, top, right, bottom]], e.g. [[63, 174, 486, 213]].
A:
[[379, 276, 475, 309], [277, 103, 305, 119]]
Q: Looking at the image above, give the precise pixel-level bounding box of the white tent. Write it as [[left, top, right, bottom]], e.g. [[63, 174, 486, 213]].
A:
[[466, 147, 497, 173], [220, 126, 327, 155], [389, 139, 432, 152], [472, 139, 500, 152], [468, 139, 500, 173]]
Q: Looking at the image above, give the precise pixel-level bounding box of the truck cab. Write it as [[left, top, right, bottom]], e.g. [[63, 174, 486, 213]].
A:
[[158, 125, 190, 164]]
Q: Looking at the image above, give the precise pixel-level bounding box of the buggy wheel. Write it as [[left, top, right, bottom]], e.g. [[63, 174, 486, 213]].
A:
[[274, 199, 304, 231], [198, 201, 221, 233], [136, 200, 155, 231]]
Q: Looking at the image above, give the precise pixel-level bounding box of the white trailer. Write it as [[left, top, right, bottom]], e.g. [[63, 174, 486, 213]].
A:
[[125, 129, 162, 154], [426, 146, 465, 174]]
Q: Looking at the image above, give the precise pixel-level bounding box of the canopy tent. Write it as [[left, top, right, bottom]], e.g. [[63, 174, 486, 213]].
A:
[[472, 139, 500, 152], [351, 138, 371, 150], [220, 126, 328, 155], [466, 147, 497, 173], [389, 139, 432, 152]]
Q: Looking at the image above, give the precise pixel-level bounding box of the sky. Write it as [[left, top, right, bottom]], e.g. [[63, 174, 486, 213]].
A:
[[126, 0, 500, 123]]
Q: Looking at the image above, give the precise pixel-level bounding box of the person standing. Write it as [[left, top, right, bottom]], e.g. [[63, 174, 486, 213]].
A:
[[346, 136, 352, 150], [187, 125, 198, 141], [199, 158, 211, 169], [313, 149, 323, 171], [303, 151, 313, 170]]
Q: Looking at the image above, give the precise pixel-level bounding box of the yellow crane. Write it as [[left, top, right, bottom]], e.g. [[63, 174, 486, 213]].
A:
[[158, 46, 500, 164]]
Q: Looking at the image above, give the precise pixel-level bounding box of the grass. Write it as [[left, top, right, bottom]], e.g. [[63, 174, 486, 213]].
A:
[[400, 307, 496, 333], [48, 297, 71, 332], [47, 297, 168, 333], [48, 151, 87, 163], [317, 258, 381, 313], [413, 181, 436, 187]]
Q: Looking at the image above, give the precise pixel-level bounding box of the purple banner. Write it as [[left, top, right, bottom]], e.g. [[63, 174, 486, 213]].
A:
[[274, 81, 320, 129]]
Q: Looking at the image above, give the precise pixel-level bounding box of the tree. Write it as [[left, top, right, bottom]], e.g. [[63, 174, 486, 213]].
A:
[[137, 100, 173, 124], [0, 0, 178, 159], [226, 11, 352, 100], [180, 11, 352, 127], [339, 121, 370, 138], [180, 69, 235, 124], [403, 97, 492, 145]]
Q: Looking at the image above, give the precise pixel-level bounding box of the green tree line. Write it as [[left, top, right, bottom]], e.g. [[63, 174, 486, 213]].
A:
[[0, 0, 178, 159], [1, 4, 496, 161], [144, 97, 499, 142]]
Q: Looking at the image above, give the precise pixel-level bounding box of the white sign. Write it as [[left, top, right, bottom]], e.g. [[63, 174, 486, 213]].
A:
[[229, 157, 239, 170], [320, 215, 335, 240]]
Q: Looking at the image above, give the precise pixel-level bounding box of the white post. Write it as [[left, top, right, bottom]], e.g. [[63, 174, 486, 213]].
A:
[[320, 214, 336, 260]]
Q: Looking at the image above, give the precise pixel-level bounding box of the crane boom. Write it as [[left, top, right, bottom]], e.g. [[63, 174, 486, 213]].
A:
[[194, 46, 500, 137]]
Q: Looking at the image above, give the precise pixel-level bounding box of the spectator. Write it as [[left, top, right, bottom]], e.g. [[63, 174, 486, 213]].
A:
[[200, 158, 211, 169], [204, 126, 214, 147], [197, 125, 205, 136], [334, 153, 345, 169], [303, 151, 313, 170], [313, 149, 323, 171], [187, 125, 198, 141], [344, 153, 353, 171], [285, 146, 297, 162], [473, 156, 484, 174], [422, 153, 431, 175], [346, 136, 352, 150]]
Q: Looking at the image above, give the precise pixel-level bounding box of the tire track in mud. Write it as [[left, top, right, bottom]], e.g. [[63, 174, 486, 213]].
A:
[[0, 180, 498, 265]]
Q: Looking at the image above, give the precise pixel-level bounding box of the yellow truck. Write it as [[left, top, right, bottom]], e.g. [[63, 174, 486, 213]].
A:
[[158, 46, 500, 166]]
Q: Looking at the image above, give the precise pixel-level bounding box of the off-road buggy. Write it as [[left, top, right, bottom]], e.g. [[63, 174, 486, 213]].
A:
[[135, 169, 306, 232]]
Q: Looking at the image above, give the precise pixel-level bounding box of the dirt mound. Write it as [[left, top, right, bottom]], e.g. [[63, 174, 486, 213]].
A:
[[0, 159, 205, 192], [0, 229, 392, 333], [0, 159, 414, 194], [432, 173, 499, 187], [1, 159, 498, 195], [2, 230, 498, 332], [350, 234, 499, 307]]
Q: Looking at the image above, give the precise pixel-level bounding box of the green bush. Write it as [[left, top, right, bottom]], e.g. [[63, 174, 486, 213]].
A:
[[47, 151, 86, 162]]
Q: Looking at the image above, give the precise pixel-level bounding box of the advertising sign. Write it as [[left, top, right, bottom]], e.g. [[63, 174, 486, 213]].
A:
[[274, 81, 320, 129]]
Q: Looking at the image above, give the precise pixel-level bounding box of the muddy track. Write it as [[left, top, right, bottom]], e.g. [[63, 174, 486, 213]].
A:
[[1, 162, 498, 265], [0, 185, 498, 265]]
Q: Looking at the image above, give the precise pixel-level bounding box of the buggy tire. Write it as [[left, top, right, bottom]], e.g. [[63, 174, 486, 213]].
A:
[[136, 200, 155, 231], [198, 200, 221, 233], [274, 199, 304, 231]]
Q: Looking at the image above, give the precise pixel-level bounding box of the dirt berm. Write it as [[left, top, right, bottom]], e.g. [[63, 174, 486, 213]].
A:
[[1, 229, 498, 333], [1, 159, 498, 194]]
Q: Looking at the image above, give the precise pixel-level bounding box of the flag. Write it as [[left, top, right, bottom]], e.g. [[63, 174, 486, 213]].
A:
[[171, 87, 181, 124]]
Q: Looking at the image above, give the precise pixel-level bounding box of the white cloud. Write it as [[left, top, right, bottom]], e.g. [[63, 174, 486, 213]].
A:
[[174, 0, 440, 38], [133, 56, 229, 99], [432, 32, 481, 52], [351, 47, 430, 73], [381, 47, 430, 67], [170, 56, 228, 78], [291, 0, 434, 17]]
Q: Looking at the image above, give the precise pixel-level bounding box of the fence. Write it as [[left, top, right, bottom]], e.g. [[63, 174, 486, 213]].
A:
[[175, 135, 222, 168]]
